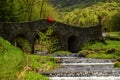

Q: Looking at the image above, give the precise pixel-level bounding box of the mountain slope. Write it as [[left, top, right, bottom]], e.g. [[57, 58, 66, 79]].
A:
[[0, 36, 25, 79], [50, 0, 120, 11]]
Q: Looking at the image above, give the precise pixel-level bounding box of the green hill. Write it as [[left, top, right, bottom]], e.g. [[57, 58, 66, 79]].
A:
[[50, 0, 120, 31], [0, 36, 25, 80], [50, 0, 120, 11]]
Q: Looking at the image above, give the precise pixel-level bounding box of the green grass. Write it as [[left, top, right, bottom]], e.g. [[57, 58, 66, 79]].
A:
[[52, 50, 72, 55], [82, 40, 120, 50], [0, 36, 56, 80], [80, 39, 120, 59], [24, 71, 49, 80], [27, 54, 58, 72], [109, 32, 120, 39], [86, 53, 114, 59], [0, 37, 25, 80]]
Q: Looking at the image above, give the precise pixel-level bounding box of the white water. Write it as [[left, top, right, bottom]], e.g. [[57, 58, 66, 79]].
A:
[[49, 77, 120, 80], [54, 57, 78, 59], [61, 63, 114, 66], [48, 57, 119, 80]]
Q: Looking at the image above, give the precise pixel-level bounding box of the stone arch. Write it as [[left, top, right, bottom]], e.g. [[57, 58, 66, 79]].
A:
[[13, 34, 26, 47], [13, 34, 31, 53], [33, 29, 47, 53], [34, 34, 41, 52], [68, 35, 79, 52]]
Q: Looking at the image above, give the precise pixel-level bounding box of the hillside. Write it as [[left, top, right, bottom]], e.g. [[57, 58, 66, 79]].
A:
[[0, 36, 57, 80], [50, 0, 120, 11], [0, 37, 25, 80], [50, 0, 120, 31]]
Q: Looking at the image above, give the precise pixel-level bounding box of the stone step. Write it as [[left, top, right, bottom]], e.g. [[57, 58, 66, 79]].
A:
[[49, 77, 120, 80], [55, 57, 115, 63], [61, 62, 114, 66], [43, 56, 120, 79], [43, 70, 120, 77], [42, 64, 120, 77]]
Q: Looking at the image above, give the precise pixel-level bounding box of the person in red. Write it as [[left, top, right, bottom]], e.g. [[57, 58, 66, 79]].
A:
[[47, 15, 54, 23]]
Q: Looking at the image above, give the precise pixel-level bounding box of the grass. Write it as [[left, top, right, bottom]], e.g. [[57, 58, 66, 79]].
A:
[[86, 53, 114, 59], [0, 36, 25, 80], [52, 50, 72, 55], [82, 40, 120, 50], [80, 31, 120, 68], [79, 39, 120, 59], [24, 71, 49, 80], [0, 36, 58, 80], [23, 54, 58, 80], [27, 54, 58, 72]]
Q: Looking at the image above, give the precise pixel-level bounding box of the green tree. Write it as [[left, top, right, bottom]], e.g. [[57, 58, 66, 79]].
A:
[[106, 12, 120, 31], [0, 0, 59, 22], [37, 25, 59, 54]]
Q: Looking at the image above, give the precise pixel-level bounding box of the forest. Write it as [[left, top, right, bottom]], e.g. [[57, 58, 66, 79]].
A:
[[0, 0, 120, 31]]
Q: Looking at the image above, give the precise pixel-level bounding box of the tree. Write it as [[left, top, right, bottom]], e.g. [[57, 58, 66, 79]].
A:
[[37, 25, 59, 54], [106, 12, 120, 31], [0, 0, 59, 22]]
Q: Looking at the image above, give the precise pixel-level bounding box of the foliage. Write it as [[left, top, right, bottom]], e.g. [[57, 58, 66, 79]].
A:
[[0, 0, 59, 22], [53, 1, 120, 31], [0, 37, 25, 80], [114, 61, 120, 68], [37, 25, 59, 54]]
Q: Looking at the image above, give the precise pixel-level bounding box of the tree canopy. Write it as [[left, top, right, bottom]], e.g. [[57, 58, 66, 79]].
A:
[[0, 0, 59, 22]]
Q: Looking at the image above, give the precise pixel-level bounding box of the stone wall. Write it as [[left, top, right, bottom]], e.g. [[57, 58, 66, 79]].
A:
[[0, 19, 102, 53]]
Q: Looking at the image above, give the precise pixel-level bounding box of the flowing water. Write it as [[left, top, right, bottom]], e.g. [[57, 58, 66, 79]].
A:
[[42, 54, 120, 80]]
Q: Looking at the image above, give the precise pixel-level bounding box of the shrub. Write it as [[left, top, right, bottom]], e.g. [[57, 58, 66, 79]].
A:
[[114, 61, 120, 68], [37, 25, 60, 54]]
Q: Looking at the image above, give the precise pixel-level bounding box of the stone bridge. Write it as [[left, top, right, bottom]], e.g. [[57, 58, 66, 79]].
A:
[[0, 19, 102, 53]]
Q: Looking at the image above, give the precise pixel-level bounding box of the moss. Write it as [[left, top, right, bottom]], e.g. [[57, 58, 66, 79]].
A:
[[53, 50, 72, 55], [86, 53, 114, 59]]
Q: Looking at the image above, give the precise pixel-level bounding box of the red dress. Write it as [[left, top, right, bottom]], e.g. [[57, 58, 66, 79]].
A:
[[47, 16, 53, 23]]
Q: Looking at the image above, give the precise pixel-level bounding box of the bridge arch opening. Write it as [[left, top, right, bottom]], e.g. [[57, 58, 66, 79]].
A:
[[13, 34, 31, 53], [68, 36, 78, 53]]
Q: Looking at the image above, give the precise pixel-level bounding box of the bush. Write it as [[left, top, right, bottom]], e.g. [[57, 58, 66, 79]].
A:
[[79, 50, 96, 57], [114, 61, 120, 68], [37, 26, 60, 54]]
